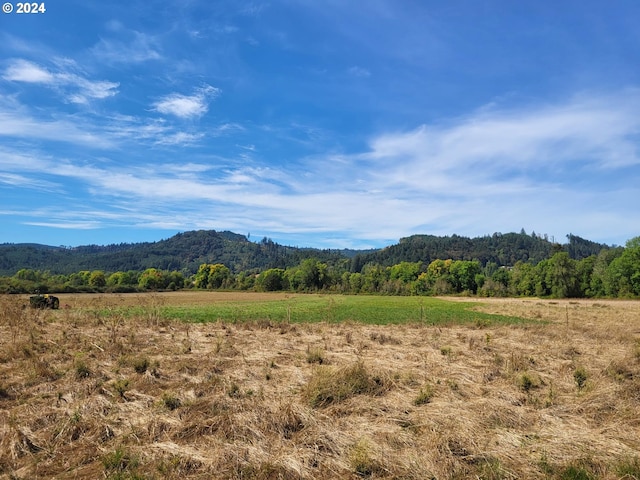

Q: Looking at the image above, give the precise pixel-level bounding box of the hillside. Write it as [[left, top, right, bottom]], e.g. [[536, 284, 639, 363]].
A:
[[0, 230, 352, 276], [350, 232, 609, 271], [0, 230, 611, 276]]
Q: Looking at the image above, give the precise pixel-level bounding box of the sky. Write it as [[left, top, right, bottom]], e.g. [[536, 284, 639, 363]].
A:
[[1, 0, 639, 249]]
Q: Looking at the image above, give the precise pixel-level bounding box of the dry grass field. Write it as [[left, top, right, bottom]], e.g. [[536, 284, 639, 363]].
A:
[[1, 293, 639, 479]]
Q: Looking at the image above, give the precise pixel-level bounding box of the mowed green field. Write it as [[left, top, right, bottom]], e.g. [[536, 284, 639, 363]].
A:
[[76, 292, 531, 325]]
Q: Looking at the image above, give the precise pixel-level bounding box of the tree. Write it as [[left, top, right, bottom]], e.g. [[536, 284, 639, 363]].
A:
[[533, 259, 551, 297], [257, 268, 287, 291], [389, 262, 422, 283], [510, 262, 536, 296], [548, 252, 579, 298], [590, 248, 622, 297], [349, 272, 364, 293], [287, 259, 331, 292], [138, 268, 165, 290], [194, 263, 231, 289], [68, 271, 91, 286], [449, 260, 482, 293], [89, 270, 106, 288], [575, 256, 595, 297], [361, 264, 388, 293], [422, 259, 453, 294], [107, 271, 131, 286], [208, 264, 231, 289], [605, 237, 640, 297]]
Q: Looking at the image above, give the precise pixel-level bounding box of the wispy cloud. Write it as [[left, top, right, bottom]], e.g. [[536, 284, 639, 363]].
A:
[[91, 27, 162, 64], [0, 108, 114, 147], [2, 58, 119, 104], [155, 132, 205, 145], [363, 90, 640, 191], [348, 66, 371, 77], [152, 85, 220, 119], [24, 221, 103, 230], [0, 173, 59, 190]]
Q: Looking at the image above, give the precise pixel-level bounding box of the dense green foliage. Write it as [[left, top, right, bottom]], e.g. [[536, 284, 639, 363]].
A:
[[1, 230, 638, 298]]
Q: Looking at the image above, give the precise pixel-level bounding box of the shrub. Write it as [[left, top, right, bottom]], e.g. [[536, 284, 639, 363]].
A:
[[303, 362, 389, 408], [574, 367, 588, 390], [306, 346, 325, 364], [113, 379, 129, 399], [75, 361, 91, 379], [616, 456, 640, 478], [162, 392, 181, 410], [519, 373, 534, 393], [349, 438, 383, 477], [414, 385, 434, 405], [440, 346, 452, 356], [102, 447, 139, 474], [558, 464, 596, 480], [132, 356, 150, 374]]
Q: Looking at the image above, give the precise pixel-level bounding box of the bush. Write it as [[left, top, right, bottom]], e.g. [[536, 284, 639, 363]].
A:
[[302, 362, 389, 408], [102, 447, 140, 477], [75, 361, 91, 379], [113, 379, 129, 399], [306, 346, 325, 364], [349, 438, 383, 477], [414, 385, 434, 405], [162, 392, 181, 410], [574, 367, 588, 390], [616, 456, 640, 478], [132, 357, 150, 374]]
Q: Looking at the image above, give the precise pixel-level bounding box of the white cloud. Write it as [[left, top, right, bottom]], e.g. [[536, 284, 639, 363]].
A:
[[92, 30, 162, 64], [364, 90, 640, 192], [24, 221, 102, 230], [2, 58, 119, 104], [152, 85, 220, 118], [3, 59, 53, 82]]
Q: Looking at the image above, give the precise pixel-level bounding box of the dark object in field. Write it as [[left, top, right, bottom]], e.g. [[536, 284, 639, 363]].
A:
[[29, 294, 60, 310]]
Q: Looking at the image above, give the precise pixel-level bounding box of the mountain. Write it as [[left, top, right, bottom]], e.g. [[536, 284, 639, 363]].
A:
[[0, 230, 611, 276]]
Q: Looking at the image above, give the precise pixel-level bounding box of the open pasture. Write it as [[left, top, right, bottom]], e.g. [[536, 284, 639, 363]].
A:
[[1, 292, 640, 479], [47, 291, 528, 325]]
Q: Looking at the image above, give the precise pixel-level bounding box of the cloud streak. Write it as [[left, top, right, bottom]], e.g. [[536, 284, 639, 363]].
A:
[[3, 59, 119, 104]]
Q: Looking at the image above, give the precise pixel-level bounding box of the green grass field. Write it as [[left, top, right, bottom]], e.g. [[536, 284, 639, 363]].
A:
[[153, 295, 529, 325]]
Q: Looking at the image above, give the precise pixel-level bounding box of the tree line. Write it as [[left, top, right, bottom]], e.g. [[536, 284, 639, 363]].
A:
[[1, 237, 638, 298]]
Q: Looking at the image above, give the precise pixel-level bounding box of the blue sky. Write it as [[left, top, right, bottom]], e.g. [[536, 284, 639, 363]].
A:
[[1, 1, 639, 249]]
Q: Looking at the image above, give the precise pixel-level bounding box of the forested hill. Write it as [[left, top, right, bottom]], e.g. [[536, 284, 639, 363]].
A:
[[0, 230, 611, 276], [0, 230, 348, 276], [349, 232, 610, 271]]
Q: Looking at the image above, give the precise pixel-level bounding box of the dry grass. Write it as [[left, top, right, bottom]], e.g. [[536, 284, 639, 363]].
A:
[[1, 293, 640, 479]]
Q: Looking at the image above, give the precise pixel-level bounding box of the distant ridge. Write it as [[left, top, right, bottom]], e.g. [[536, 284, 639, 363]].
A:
[[0, 230, 612, 276]]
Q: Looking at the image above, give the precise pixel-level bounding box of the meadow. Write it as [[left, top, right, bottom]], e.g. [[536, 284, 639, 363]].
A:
[[1, 292, 639, 479], [89, 292, 528, 325]]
